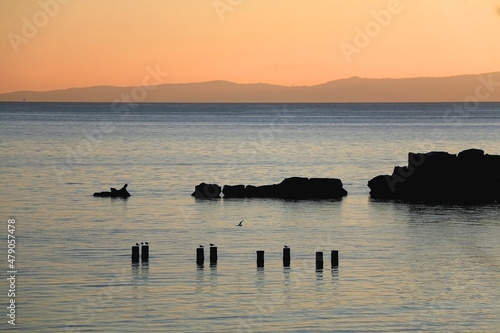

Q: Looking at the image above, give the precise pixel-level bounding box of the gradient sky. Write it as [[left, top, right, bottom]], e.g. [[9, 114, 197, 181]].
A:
[[1, 0, 499, 94]]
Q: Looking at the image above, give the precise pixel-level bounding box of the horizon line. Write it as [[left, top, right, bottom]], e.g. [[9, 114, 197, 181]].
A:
[[2, 70, 499, 95]]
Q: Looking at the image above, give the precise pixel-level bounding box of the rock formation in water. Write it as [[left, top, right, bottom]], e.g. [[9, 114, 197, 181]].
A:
[[191, 183, 222, 199], [193, 177, 348, 200], [368, 148, 500, 204], [93, 184, 131, 198]]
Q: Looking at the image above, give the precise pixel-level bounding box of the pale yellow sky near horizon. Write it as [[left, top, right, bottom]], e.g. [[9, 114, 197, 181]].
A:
[[1, 0, 499, 94]]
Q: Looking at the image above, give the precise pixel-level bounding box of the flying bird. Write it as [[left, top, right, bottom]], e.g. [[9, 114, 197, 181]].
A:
[[237, 220, 244, 226]]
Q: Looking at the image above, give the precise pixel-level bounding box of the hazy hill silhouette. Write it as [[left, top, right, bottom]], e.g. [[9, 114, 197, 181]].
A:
[[1, 72, 500, 102]]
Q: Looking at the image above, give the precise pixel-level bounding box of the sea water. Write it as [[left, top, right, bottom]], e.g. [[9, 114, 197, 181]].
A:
[[0, 102, 499, 332]]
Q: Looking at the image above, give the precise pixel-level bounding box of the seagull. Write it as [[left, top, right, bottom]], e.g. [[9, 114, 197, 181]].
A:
[[141, 242, 144, 245], [237, 220, 244, 226], [199, 245, 204, 248], [145, 242, 149, 245], [284, 245, 289, 248], [209, 243, 215, 247], [135, 243, 139, 246]]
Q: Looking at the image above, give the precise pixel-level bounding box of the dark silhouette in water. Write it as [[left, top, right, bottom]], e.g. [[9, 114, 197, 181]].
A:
[[93, 184, 131, 198], [193, 177, 347, 200], [223, 177, 348, 199], [191, 183, 222, 199], [368, 148, 500, 204]]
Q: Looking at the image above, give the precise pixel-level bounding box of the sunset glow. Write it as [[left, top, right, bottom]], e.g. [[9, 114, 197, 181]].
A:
[[1, 0, 499, 94]]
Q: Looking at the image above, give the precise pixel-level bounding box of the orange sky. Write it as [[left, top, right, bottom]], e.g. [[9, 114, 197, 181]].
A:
[[1, 0, 499, 94]]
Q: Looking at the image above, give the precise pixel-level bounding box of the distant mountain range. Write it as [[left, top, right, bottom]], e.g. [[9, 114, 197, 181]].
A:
[[2, 72, 500, 102]]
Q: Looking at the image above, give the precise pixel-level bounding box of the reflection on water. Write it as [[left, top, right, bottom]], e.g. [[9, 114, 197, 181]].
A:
[[9, 195, 497, 332], [1, 103, 499, 332]]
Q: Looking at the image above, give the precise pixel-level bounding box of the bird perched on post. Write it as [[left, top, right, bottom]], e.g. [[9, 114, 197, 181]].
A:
[[209, 243, 215, 247]]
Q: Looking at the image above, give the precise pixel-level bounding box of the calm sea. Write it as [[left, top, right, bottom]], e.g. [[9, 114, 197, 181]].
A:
[[0, 102, 499, 332]]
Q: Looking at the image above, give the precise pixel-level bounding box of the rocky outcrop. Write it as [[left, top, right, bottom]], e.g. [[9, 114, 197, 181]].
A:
[[225, 177, 347, 199], [93, 184, 131, 198], [222, 184, 246, 198], [194, 177, 348, 200], [191, 183, 222, 199], [368, 148, 500, 204]]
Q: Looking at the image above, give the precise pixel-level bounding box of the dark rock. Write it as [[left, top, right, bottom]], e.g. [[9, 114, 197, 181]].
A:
[[279, 177, 310, 199], [367, 175, 394, 199], [457, 148, 484, 160], [311, 178, 347, 198], [93, 184, 131, 198], [222, 184, 246, 198], [243, 185, 259, 198], [368, 148, 500, 204], [250, 184, 280, 198], [192, 183, 221, 199], [484, 154, 500, 176], [222, 177, 347, 200]]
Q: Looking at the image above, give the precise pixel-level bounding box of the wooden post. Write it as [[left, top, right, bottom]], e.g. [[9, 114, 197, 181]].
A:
[[331, 250, 339, 267], [141, 244, 149, 262], [196, 247, 204, 266], [256, 250, 265, 268], [316, 251, 323, 270], [210, 246, 218, 265], [283, 247, 290, 267], [131, 245, 139, 263]]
